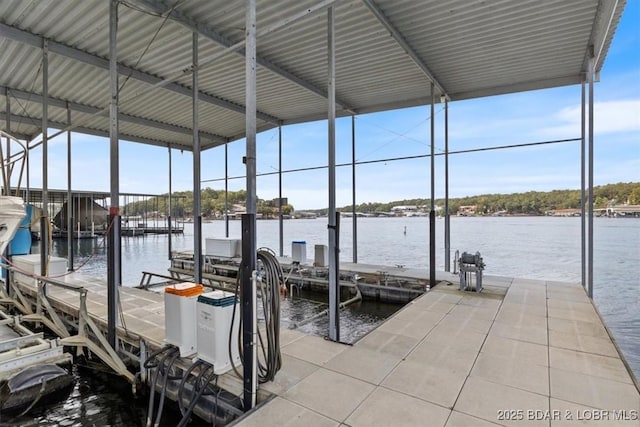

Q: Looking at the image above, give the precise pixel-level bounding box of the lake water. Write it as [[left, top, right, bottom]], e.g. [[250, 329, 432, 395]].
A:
[[4, 216, 638, 426]]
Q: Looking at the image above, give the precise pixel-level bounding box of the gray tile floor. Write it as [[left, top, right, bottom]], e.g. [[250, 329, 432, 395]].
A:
[[237, 276, 640, 427]]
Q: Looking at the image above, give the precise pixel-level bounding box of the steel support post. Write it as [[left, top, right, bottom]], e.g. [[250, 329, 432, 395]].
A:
[[192, 32, 203, 285], [25, 140, 29, 203], [41, 39, 49, 276], [107, 0, 121, 348], [327, 6, 339, 342], [225, 141, 229, 237], [242, 0, 257, 411], [3, 90, 9, 290], [444, 99, 450, 272], [241, 214, 256, 410], [278, 125, 284, 257], [351, 115, 357, 263], [587, 53, 594, 299], [580, 78, 586, 290], [168, 144, 173, 259], [4, 88, 9, 195], [429, 83, 436, 286], [67, 105, 74, 271]]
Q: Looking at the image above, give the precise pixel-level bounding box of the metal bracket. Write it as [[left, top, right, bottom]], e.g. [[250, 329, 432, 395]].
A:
[[5, 274, 135, 384], [60, 289, 135, 383]]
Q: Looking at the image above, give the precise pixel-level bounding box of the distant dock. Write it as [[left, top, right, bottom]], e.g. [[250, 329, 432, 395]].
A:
[[48, 226, 184, 239], [120, 225, 184, 237]]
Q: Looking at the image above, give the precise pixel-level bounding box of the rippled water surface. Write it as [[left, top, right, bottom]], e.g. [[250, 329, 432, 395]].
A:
[[7, 216, 638, 425]]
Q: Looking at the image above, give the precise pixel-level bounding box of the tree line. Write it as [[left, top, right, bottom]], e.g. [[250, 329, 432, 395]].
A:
[[332, 182, 640, 216], [123, 182, 639, 217], [122, 188, 294, 218]]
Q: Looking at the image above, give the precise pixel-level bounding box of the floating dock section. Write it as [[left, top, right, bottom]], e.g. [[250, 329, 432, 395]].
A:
[[169, 252, 428, 304]]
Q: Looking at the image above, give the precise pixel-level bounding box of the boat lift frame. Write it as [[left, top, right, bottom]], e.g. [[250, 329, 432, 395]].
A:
[[1, 269, 135, 385]]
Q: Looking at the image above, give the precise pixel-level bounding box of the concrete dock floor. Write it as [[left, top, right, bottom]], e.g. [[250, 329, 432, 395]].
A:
[[235, 275, 640, 427]]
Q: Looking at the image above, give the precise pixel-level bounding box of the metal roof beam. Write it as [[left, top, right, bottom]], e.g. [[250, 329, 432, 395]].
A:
[[11, 187, 185, 200], [1, 85, 226, 144], [128, 0, 356, 113], [586, 0, 621, 74], [0, 22, 279, 125], [449, 75, 582, 102], [0, 127, 32, 141], [0, 112, 191, 150], [361, 0, 448, 98]]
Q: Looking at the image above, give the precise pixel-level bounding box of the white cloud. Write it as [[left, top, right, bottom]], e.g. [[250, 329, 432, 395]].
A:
[[542, 99, 640, 137]]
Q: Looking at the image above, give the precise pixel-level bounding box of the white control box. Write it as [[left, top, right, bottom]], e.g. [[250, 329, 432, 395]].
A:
[[164, 283, 204, 357], [205, 238, 240, 258], [196, 290, 240, 374], [314, 244, 328, 267], [12, 254, 67, 287], [292, 241, 307, 264]]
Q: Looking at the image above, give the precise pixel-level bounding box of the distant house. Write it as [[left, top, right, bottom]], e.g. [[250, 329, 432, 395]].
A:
[[272, 197, 288, 207], [457, 205, 477, 216]]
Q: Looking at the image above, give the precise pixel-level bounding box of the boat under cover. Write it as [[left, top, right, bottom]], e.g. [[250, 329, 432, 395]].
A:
[[0, 364, 74, 414], [0, 196, 26, 256]]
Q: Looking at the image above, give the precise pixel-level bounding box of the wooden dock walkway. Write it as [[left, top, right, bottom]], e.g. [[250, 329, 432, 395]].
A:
[[236, 275, 640, 426]]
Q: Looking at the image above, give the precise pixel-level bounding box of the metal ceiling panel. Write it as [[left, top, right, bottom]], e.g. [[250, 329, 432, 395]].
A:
[[0, 0, 627, 150]]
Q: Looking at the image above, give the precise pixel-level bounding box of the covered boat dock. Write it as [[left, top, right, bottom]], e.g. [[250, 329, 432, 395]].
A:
[[0, 0, 631, 417]]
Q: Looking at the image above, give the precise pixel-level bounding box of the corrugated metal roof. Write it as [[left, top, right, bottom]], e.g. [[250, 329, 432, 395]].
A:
[[0, 0, 627, 150]]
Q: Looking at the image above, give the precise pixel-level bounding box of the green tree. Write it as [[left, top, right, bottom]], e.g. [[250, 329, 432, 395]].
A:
[[282, 204, 294, 215]]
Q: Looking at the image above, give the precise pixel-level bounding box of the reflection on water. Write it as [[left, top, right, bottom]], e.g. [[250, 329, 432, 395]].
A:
[[1, 365, 142, 427], [281, 289, 402, 343]]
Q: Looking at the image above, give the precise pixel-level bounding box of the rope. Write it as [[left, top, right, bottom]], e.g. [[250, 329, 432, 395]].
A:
[[12, 377, 47, 417]]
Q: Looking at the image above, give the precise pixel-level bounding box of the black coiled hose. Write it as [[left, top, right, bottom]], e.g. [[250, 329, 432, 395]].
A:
[[229, 248, 282, 384]]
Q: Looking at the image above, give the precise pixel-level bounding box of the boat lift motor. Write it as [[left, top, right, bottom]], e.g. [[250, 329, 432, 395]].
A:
[[458, 251, 485, 292]]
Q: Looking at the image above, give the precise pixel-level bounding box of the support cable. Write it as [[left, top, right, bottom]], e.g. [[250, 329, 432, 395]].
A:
[[118, 0, 186, 93], [203, 137, 582, 183], [11, 61, 43, 136]]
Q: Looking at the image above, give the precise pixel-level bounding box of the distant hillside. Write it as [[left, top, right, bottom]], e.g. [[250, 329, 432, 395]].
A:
[[123, 182, 640, 217], [312, 182, 640, 216], [123, 188, 294, 218]]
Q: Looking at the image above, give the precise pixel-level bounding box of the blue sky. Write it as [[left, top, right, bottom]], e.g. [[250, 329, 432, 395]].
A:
[[21, 2, 640, 210]]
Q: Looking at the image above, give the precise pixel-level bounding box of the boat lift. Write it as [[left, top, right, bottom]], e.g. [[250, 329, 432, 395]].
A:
[[458, 251, 485, 293]]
